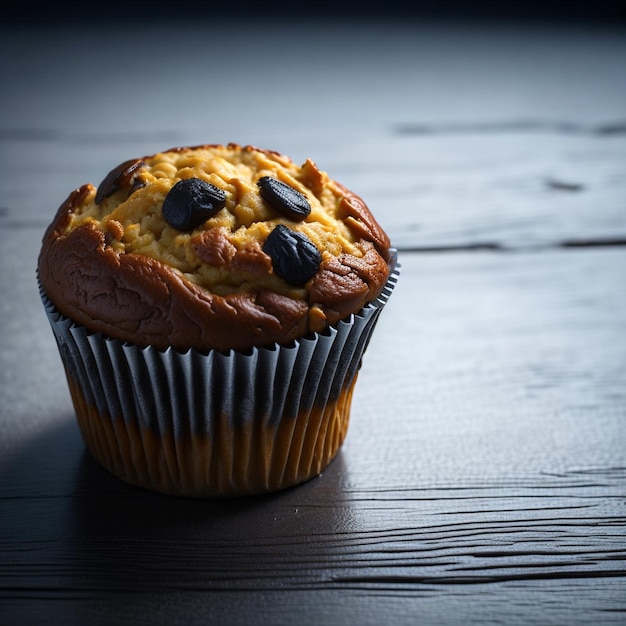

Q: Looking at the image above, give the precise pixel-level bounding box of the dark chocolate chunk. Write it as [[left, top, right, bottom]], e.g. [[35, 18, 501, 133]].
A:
[[263, 224, 321, 285], [257, 176, 311, 221], [162, 178, 226, 231], [95, 158, 145, 205]]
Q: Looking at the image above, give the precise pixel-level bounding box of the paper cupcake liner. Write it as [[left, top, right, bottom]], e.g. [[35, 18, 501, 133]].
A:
[[39, 253, 400, 497]]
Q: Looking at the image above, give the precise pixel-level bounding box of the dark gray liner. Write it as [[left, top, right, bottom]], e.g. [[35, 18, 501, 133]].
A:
[[40, 253, 400, 437]]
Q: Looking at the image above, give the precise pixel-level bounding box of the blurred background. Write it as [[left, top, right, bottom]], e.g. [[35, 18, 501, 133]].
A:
[[1, 1, 624, 248]]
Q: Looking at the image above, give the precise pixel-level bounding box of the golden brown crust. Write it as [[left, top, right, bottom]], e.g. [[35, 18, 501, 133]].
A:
[[308, 241, 391, 322], [39, 218, 310, 352], [38, 144, 392, 352], [337, 188, 391, 257]]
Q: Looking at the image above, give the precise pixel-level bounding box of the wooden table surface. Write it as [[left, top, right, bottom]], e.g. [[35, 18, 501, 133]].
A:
[[1, 11, 625, 625]]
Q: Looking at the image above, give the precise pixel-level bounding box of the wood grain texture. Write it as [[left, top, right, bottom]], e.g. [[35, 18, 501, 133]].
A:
[[2, 249, 625, 624], [1, 17, 625, 626]]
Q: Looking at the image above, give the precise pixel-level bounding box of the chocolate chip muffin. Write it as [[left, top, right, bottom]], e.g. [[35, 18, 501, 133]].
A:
[[38, 143, 392, 353], [38, 143, 399, 497]]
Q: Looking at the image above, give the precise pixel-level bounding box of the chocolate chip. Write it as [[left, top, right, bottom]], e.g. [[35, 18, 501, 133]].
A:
[[95, 158, 145, 205], [263, 224, 321, 285], [257, 177, 311, 221], [162, 178, 226, 231]]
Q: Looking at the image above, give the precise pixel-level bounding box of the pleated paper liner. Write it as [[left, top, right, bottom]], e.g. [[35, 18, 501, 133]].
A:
[[39, 253, 400, 497]]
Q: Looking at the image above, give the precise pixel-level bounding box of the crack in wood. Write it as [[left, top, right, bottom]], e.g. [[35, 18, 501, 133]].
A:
[[395, 120, 626, 136], [396, 238, 626, 253], [0, 128, 181, 144], [332, 569, 626, 586], [545, 178, 585, 192], [560, 237, 626, 248]]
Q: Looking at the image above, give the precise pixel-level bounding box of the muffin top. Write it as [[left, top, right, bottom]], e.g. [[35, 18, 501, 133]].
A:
[[38, 143, 392, 352]]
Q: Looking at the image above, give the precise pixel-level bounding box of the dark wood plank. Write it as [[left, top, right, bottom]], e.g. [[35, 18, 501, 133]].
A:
[[2, 247, 625, 624]]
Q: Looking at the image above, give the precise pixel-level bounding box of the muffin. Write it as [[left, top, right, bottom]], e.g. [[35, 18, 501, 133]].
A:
[[38, 143, 399, 497]]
